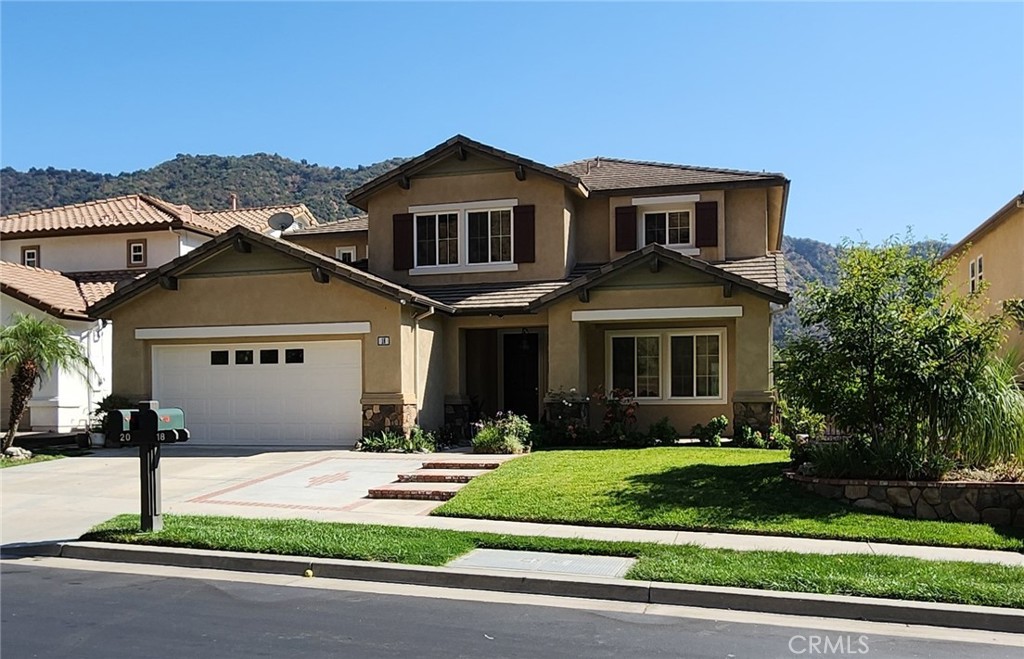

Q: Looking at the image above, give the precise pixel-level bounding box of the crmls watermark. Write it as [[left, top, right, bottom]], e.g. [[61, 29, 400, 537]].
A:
[[788, 634, 870, 655]]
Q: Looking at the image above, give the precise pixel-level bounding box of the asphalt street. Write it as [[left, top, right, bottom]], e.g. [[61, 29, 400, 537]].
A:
[[2, 562, 1020, 659]]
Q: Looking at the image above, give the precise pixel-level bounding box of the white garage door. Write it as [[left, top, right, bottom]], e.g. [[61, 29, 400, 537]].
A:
[[152, 341, 362, 446]]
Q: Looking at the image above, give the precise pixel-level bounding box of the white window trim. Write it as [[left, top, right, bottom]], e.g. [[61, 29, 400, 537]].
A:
[[335, 246, 357, 262], [641, 208, 696, 251], [605, 328, 728, 405], [414, 211, 460, 268], [608, 333, 663, 400], [631, 193, 700, 206], [22, 248, 39, 267], [129, 242, 146, 265], [135, 322, 371, 340], [466, 207, 514, 265], [409, 199, 521, 273], [969, 255, 984, 293], [572, 306, 743, 322]]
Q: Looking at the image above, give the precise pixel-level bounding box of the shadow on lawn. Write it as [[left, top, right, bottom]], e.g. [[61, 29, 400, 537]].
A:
[[607, 461, 850, 526]]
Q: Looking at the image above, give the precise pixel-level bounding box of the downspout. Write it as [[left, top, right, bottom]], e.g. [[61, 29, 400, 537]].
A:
[[411, 307, 436, 417]]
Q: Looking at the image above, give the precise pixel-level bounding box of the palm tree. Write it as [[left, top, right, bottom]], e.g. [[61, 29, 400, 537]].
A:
[[1, 313, 95, 451]]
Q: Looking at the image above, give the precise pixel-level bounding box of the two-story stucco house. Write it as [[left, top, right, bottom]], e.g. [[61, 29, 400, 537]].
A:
[[90, 136, 791, 447], [942, 191, 1024, 357], [0, 194, 317, 432]]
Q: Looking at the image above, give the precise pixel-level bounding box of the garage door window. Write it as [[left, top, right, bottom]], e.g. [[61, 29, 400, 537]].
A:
[[260, 349, 279, 364], [210, 350, 229, 365], [235, 350, 254, 365], [285, 348, 305, 364]]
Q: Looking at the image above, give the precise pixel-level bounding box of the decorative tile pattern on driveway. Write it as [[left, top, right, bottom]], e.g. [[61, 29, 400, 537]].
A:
[[187, 456, 426, 512]]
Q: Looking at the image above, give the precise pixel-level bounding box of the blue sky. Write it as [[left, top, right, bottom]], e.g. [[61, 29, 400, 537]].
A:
[[2, 2, 1021, 244]]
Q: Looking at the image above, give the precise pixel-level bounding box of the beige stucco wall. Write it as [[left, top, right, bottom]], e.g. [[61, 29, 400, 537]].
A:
[[286, 231, 369, 262], [947, 205, 1024, 355], [606, 191, 727, 262], [106, 268, 409, 405], [725, 188, 768, 259], [546, 264, 773, 432], [365, 168, 573, 285], [573, 195, 611, 264]]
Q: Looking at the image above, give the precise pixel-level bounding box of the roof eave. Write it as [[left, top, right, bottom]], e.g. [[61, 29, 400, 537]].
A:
[[941, 191, 1024, 260], [0, 284, 92, 321], [585, 177, 789, 197], [345, 135, 585, 209], [0, 223, 177, 240]]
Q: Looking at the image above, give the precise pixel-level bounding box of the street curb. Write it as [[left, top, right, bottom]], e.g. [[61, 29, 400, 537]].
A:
[[13, 541, 1024, 634]]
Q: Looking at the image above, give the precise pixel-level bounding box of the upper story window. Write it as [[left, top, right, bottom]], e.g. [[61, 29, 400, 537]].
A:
[[20, 246, 40, 268], [643, 210, 692, 247], [335, 246, 357, 264], [415, 212, 459, 267], [969, 255, 984, 293], [400, 198, 531, 274], [467, 209, 512, 264], [127, 239, 147, 267]]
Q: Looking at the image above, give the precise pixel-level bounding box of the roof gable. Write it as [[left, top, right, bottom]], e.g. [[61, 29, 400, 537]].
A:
[[942, 191, 1024, 260], [345, 135, 586, 209], [530, 244, 790, 310], [88, 226, 451, 317]]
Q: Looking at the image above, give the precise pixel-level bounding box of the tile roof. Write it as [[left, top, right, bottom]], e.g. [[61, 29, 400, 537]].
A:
[[0, 195, 318, 238], [411, 280, 569, 310], [0, 263, 140, 319], [195, 204, 316, 233], [556, 158, 786, 192], [288, 215, 369, 235], [718, 253, 788, 294]]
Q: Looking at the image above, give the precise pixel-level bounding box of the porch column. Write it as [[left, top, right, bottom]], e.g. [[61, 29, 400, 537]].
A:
[[547, 305, 586, 394]]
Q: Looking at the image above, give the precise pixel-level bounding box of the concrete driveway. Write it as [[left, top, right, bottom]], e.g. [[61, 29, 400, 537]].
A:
[[1, 446, 478, 547]]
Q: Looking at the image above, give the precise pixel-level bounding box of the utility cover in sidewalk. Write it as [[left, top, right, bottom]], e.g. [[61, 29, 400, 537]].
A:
[[447, 549, 634, 578]]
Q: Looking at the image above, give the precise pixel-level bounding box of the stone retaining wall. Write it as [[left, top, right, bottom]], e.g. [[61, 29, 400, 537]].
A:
[[786, 472, 1024, 527]]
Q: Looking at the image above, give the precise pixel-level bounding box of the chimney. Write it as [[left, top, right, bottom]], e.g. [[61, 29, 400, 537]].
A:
[[229, 193, 238, 211]]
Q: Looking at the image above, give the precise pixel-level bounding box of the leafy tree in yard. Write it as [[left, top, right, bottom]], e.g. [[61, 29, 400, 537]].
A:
[[776, 236, 1024, 475], [1, 313, 94, 451]]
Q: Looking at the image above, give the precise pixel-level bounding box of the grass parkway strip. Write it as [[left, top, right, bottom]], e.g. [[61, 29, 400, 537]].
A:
[[83, 514, 1024, 609], [432, 448, 1024, 551]]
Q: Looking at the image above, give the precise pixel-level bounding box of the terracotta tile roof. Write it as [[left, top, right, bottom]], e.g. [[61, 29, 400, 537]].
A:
[[0, 195, 319, 238], [718, 253, 788, 294], [195, 204, 317, 233], [411, 280, 569, 310], [0, 262, 144, 319], [556, 158, 786, 192], [288, 215, 369, 235], [0, 195, 181, 237]]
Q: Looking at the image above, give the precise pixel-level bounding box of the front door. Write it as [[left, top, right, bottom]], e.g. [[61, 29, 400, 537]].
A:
[[502, 332, 539, 421]]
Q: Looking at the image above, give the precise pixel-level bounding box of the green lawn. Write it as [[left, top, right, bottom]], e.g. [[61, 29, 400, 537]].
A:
[[432, 448, 1024, 551], [84, 514, 1024, 608]]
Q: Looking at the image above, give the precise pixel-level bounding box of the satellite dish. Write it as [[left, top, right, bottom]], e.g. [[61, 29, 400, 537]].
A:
[[267, 212, 295, 232]]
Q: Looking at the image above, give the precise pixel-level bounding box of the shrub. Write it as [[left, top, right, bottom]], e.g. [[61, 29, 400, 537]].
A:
[[801, 435, 955, 481], [591, 387, 647, 447], [691, 415, 728, 447], [767, 424, 794, 450], [531, 419, 594, 449], [734, 425, 766, 449], [777, 235, 1024, 473], [356, 427, 435, 453], [647, 417, 678, 445], [778, 398, 826, 439], [472, 412, 531, 454]]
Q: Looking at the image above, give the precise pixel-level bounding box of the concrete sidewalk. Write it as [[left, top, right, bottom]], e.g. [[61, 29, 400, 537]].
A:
[[2, 448, 1021, 566]]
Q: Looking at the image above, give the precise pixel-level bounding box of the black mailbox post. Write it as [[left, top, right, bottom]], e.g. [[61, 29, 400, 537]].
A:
[[106, 400, 189, 532]]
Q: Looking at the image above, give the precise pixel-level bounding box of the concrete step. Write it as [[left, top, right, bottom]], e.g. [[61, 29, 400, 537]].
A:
[[397, 469, 489, 483], [421, 460, 501, 470], [367, 482, 465, 501]]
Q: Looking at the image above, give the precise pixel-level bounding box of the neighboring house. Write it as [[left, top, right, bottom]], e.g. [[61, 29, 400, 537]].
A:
[[90, 135, 790, 447], [0, 194, 318, 432], [285, 215, 369, 265], [942, 191, 1024, 356]]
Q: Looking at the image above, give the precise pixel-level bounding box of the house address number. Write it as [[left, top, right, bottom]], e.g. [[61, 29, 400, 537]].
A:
[[377, 336, 391, 346]]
